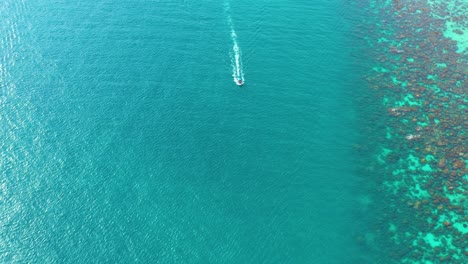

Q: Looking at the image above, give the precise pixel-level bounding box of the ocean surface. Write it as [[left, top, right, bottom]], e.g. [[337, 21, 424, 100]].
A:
[[1, 0, 466, 263]]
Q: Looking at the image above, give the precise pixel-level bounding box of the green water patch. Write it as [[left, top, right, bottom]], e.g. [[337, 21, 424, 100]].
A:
[[386, 127, 392, 139], [425, 155, 436, 162], [410, 232, 464, 262], [378, 37, 390, 43], [444, 20, 468, 53], [372, 66, 390, 73], [396, 94, 422, 107], [377, 147, 392, 164], [383, 93, 423, 108], [421, 232, 453, 249], [452, 222, 468, 234]]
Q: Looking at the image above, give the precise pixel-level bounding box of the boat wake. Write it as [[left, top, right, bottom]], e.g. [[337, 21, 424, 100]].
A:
[[225, 2, 244, 85]]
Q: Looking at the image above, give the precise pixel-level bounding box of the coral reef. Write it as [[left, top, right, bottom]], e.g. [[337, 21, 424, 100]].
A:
[[361, 0, 467, 262]]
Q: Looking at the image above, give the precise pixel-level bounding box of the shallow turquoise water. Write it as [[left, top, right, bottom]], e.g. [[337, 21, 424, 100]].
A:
[[0, 0, 371, 263]]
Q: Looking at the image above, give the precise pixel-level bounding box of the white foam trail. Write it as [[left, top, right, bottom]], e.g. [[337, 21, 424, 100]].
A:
[[225, 2, 244, 84]]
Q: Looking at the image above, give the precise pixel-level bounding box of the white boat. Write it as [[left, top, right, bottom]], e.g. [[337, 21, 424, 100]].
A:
[[235, 78, 244, 86]]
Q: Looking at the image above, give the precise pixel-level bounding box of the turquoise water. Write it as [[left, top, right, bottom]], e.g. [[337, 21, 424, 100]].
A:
[[1, 0, 377, 263]]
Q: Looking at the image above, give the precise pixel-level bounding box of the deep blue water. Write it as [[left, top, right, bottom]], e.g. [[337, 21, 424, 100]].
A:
[[0, 0, 373, 263]]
